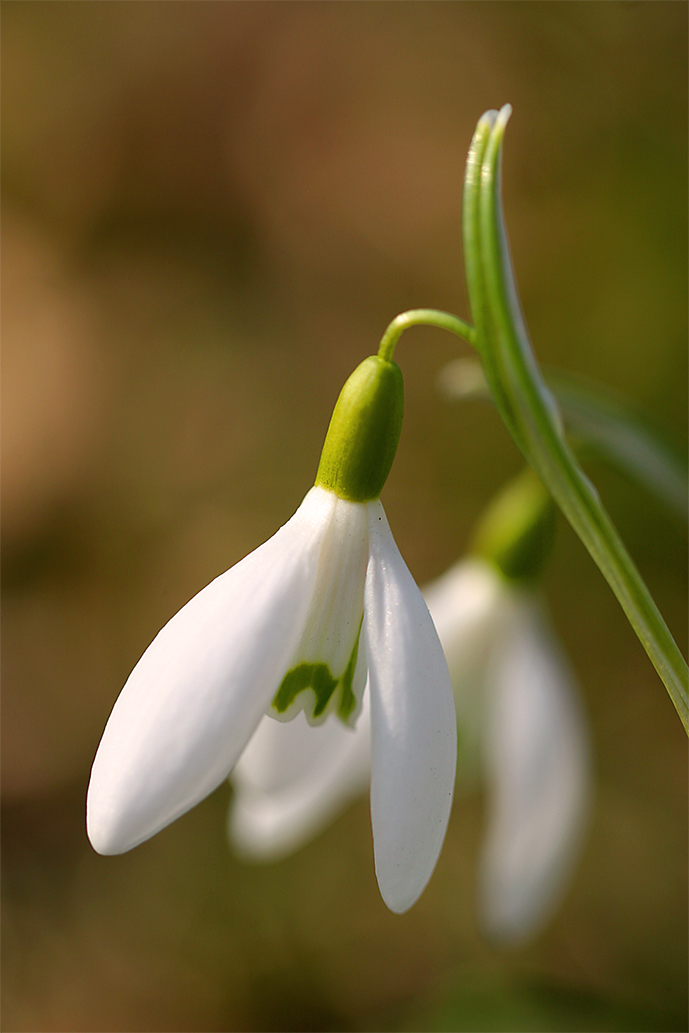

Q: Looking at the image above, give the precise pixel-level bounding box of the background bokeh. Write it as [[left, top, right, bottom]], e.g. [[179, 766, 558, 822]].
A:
[[2, 3, 687, 1031]]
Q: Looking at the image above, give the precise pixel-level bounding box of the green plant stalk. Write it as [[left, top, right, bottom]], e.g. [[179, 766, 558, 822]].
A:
[[464, 106, 688, 731], [377, 309, 476, 362], [438, 356, 688, 521], [376, 108, 688, 732], [545, 371, 688, 521]]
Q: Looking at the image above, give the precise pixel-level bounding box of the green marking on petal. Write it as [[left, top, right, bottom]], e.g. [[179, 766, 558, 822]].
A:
[[337, 623, 362, 722], [272, 624, 364, 723], [273, 662, 338, 718]]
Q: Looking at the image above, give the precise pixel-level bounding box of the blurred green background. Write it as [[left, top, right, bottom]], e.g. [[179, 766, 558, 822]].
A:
[[2, 3, 687, 1031]]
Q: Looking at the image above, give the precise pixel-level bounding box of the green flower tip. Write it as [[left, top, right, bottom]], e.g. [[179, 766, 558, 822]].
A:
[[316, 355, 404, 502], [472, 468, 556, 584]]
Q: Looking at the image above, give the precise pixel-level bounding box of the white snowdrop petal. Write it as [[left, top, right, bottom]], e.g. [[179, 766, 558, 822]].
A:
[[480, 598, 590, 941], [86, 486, 337, 855], [229, 694, 371, 860], [365, 502, 457, 914]]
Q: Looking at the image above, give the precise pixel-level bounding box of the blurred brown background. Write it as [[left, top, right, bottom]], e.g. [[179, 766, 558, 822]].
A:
[[2, 3, 687, 1031]]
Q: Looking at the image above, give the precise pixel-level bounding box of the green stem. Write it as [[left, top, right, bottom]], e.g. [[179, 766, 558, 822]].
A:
[[466, 106, 688, 732], [546, 371, 688, 521], [439, 357, 688, 520], [377, 309, 475, 363], [372, 112, 688, 732]]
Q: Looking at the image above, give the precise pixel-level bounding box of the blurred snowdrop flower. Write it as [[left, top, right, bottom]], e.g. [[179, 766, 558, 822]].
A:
[[230, 470, 590, 941], [424, 555, 590, 942], [87, 355, 457, 915]]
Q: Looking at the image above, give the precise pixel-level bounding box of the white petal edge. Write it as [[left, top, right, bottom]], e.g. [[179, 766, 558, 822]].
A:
[[365, 502, 457, 914], [229, 692, 372, 861], [86, 486, 337, 855], [479, 596, 591, 941]]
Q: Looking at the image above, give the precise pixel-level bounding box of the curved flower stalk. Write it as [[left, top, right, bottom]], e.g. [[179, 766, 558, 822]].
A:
[[376, 108, 688, 731], [87, 356, 457, 915], [230, 472, 591, 942], [463, 106, 688, 730]]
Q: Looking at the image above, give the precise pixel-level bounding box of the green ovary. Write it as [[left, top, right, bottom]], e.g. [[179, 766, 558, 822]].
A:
[[272, 631, 361, 723]]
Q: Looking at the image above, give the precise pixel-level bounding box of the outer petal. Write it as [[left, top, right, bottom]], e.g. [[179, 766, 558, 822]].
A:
[[87, 486, 336, 855], [365, 502, 457, 913], [229, 691, 371, 860], [479, 595, 590, 941]]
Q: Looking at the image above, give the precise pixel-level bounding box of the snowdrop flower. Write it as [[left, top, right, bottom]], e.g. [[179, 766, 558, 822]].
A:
[[230, 470, 590, 941], [446, 470, 590, 942], [87, 354, 457, 914], [424, 559, 590, 942]]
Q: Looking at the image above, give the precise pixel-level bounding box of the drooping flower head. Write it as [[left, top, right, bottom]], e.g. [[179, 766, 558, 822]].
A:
[[230, 469, 590, 942], [87, 353, 457, 914]]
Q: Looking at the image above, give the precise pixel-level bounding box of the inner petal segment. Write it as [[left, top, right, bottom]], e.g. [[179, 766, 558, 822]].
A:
[[269, 494, 369, 726]]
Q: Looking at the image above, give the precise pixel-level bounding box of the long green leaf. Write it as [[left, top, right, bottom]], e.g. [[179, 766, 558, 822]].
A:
[[464, 106, 688, 730]]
